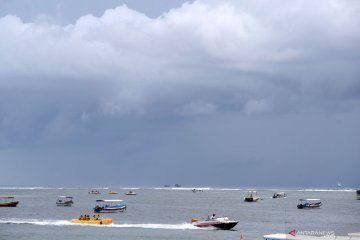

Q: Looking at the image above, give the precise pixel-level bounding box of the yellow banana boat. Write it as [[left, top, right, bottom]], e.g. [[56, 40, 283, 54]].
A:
[[71, 218, 113, 225]]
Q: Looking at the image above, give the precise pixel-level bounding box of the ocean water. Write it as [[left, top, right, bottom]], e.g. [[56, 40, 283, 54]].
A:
[[0, 187, 359, 240]]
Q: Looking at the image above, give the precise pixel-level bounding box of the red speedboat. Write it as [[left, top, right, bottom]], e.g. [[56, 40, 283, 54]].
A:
[[0, 196, 19, 207], [191, 216, 238, 230]]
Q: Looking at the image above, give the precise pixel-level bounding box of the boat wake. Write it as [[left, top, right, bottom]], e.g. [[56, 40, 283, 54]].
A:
[[0, 218, 198, 230], [0, 218, 73, 226]]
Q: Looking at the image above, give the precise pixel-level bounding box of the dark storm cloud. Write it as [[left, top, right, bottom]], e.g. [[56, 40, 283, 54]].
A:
[[0, 0, 359, 187]]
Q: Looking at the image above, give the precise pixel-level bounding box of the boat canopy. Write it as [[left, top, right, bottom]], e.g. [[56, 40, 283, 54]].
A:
[[299, 198, 321, 201], [96, 199, 123, 202]]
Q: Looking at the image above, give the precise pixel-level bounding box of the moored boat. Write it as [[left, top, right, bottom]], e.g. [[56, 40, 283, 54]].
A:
[[56, 196, 73, 207], [88, 190, 101, 194], [297, 199, 322, 209], [108, 191, 118, 195], [191, 215, 238, 230], [357, 190, 360, 200], [244, 191, 259, 202], [0, 196, 19, 207], [94, 199, 126, 213], [273, 192, 287, 198], [125, 191, 136, 195], [71, 218, 112, 225]]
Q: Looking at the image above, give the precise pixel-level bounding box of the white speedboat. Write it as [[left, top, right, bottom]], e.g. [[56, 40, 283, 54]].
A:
[[56, 196, 73, 207], [191, 216, 238, 230], [273, 192, 287, 198]]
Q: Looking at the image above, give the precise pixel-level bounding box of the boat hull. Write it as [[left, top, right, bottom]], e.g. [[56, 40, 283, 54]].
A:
[[192, 219, 238, 230], [56, 202, 73, 207], [71, 218, 112, 225], [297, 203, 322, 209], [0, 201, 19, 207], [94, 205, 126, 213], [244, 197, 259, 202]]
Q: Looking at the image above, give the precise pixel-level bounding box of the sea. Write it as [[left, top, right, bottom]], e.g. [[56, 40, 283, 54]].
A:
[[0, 187, 359, 240]]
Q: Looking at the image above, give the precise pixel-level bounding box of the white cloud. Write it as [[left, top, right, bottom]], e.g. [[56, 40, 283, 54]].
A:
[[0, 0, 359, 135]]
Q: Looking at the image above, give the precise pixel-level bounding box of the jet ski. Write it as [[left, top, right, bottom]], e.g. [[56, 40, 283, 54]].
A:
[[191, 216, 238, 230]]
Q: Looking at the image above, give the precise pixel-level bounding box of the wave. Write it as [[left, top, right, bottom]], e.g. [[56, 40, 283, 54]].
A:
[[0, 187, 67, 190], [298, 189, 355, 192], [0, 218, 198, 230]]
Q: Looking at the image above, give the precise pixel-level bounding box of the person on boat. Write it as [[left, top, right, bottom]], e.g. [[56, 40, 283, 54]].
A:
[[210, 214, 216, 220], [79, 215, 83, 220], [97, 215, 101, 220], [93, 215, 96, 220]]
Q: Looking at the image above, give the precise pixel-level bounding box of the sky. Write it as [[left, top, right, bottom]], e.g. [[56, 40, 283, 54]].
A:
[[0, 0, 359, 188]]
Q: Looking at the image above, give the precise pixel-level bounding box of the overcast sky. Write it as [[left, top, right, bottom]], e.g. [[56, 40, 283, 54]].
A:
[[0, 0, 359, 188]]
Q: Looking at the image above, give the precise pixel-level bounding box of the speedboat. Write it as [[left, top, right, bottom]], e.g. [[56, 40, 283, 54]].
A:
[[191, 216, 238, 230], [71, 218, 112, 225], [273, 192, 287, 198], [0, 196, 19, 207], [56, 196, 73, 206], [108, 191, 118, 195], [94, 199, 127, 213], [125, 191, 136, 195], [297, 199, 322, 209], [244, 191, 259, 202]]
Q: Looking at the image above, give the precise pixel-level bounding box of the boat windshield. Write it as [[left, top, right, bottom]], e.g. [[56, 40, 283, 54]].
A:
[[299, 198, 321, 203], [95, 199, 123, 207]]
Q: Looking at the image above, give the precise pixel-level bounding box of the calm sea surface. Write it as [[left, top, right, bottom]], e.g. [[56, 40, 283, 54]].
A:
[[0, 187, 359, 240]]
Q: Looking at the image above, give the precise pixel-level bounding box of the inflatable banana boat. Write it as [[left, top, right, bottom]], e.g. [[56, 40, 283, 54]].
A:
[[71, 218, 113, 225]]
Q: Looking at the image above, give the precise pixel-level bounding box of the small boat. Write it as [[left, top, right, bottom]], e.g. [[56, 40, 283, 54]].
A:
[[108, 191, 118, 195], [174, 184, 181, 187], [94, 199, 127, 213], [0, 196, 19, 207], [56, 196, 73, 207], [297, 199, 322, 209], [71, 218, 113, 225], [88, 190, 101, 194], [273, 192, 287, 198], [244, 191, 259, 202], [192, 188, 204, 193], [164, 184, 171, 188], [125, 191, 136, 195], [357, 190, 360, 200], [191, 216, 238, 230]]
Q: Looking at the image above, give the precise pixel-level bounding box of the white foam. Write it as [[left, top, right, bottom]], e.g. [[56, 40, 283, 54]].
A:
[[0, 218, 73, 226], [105, 223, 197, 230], [299, 189, 355, 192], [0, 218, 198, 230]]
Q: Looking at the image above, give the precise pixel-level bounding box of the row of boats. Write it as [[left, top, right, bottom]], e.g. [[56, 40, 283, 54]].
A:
[[88, 189, 137, 195], [243, 191, 322, 209], [55, 196, 127, 212], [0, 191, 322, 211]]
